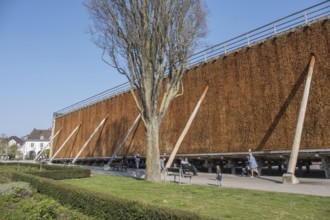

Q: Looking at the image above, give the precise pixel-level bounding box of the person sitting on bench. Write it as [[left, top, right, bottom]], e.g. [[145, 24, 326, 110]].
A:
[[180, 158, 198, 175]]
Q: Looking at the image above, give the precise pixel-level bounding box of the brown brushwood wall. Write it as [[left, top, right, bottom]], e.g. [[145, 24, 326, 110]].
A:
[[52, 19, 330, 158]]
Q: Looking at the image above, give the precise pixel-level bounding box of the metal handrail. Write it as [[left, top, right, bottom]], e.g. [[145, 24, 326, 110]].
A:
[[55, 1, 330, 116]]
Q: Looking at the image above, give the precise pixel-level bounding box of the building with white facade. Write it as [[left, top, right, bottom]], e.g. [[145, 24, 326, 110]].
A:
[[23, 129, 52, 160], [8, 136, 24, 159], [8, 136, 24, 147]]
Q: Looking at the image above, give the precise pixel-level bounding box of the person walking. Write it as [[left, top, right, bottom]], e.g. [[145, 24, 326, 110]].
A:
[[216, 165, 222, 187], [160, 156, 166, 172], [135, 152, 141, 169], [248, 151, 259, 177]]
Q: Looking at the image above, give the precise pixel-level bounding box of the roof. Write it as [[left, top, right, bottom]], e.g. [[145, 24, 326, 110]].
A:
[[26, 128, 52, 141], [8, 136, 24, 145]]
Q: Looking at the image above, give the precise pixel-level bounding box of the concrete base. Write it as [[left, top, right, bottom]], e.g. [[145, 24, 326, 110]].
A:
[[282, 173, 300, 184], [130, 170, 145, 179], [104, 165, 110, 170]]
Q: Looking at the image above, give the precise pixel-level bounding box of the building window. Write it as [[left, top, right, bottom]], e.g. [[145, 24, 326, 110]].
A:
[[40, 143, 43, 149], [30, 143, 34, 148], [40, 136, 44, 140]]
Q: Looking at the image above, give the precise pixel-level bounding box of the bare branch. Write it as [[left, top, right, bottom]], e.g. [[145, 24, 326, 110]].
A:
[[175, 80, 184, 98], [86, 0, 207, 181], [101, 48, 126, 75]]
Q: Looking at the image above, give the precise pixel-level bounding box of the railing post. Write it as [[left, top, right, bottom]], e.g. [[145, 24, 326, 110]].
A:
[[304, 11, 308, 24], [273, 23, 277, 35], [246, 34, 250, 47], [224, 44, 227, 54]]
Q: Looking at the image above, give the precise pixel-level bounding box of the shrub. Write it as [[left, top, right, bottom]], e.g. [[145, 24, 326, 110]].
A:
[[0, 171, 14, 183], [0, 181, 32, 198]]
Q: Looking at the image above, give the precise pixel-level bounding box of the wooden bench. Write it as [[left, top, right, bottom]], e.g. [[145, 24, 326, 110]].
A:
[[165, 167, 193, 184], [110, 161, 128, 172]]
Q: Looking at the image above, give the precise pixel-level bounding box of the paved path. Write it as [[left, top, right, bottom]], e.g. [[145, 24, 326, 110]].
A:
[[86, 166, 330, 197]]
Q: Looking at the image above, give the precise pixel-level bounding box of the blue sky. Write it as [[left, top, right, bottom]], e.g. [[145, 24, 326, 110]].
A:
[[0, 0, 324, 137]]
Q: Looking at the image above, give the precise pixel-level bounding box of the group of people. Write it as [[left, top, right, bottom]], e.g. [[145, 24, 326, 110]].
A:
[[129, 150, 260, 187], [134, 153, 200, 176], [160, 156, 199, 176], [179, 157, 199, 175]]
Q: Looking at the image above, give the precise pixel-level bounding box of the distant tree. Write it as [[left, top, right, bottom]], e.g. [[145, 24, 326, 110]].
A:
[[0, 137, 7, 155], [15, 150, 23, 160], [7, 144, 18, 160], [38, 149, 50, 160], [86, 0, 207, 181], [44, 149, 50, 158]]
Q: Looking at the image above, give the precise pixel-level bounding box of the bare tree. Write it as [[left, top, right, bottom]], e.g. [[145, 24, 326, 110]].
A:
[[86, 0, 206, 182], [0, 134, 8, 156]]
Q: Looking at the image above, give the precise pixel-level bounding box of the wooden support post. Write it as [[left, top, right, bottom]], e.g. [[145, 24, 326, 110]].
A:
[[166, 85, 209, 168], [34, 128, 62, 161], [284, 159, 289, 169], [297, 163, 303, 176], [104, 114, 141, 170], [72, 115, 108, 164], [228, 159, 236, 175], [305, 161, 310, 174], [321, 158, 330, 179], [49, 113, 57, 158], [283, 55, 315, 184], [268, 164, 272, 172], [49, 124, 81, 163], [204, 160, 213, 173], [278, 163, 282, 173]]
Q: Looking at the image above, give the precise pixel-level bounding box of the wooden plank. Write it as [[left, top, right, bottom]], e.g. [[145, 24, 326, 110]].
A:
[[104, 114, 141, 170], [34, 128, 62, 161], [284, 55, 316, 183], [72, 114, 109, 164], [166, 85, 209, 168], [49, 124, 81, 163]]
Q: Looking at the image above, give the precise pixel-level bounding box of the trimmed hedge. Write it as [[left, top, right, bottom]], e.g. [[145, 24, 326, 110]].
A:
[[0, 163, 91, 180], [0, 162, 85, 170], [27, 169, 90, 180], [12, 172, 203, 220]]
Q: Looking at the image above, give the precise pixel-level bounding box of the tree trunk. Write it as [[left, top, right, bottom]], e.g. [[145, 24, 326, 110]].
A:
[[144, 117, 161, 182]]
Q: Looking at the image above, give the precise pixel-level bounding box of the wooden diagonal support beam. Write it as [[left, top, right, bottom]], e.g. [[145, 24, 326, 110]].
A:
[[105, 114, 141, 169], [49, 124, 81, 163], [166, 85, 209, 168], [72, 114, 109, 164], [283, 55, 316, 184], [34, 128, 62, 162]]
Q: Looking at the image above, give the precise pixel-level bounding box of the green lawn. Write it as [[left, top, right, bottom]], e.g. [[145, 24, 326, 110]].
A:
[[62, 174, 330, 219]]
